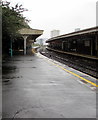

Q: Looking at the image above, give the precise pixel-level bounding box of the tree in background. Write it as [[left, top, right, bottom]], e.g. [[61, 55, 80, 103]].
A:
[[1, 1, 30, 56]]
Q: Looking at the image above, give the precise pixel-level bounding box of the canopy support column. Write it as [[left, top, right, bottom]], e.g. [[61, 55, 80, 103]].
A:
[[23, 36, 28, 55]]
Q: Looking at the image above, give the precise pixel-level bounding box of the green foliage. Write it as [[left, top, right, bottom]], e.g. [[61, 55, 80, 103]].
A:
[[2, 1, 30, 55]]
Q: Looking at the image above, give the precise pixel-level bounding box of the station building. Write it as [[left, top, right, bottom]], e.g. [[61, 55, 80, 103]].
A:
[[46, 26, 98, 58]]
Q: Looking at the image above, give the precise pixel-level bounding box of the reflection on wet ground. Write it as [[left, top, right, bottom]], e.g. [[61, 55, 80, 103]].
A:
[[2, 55, 96, 118], [3, 57, 18, 86], [2, 55, 36, 86], [2, 66, 17, 74]]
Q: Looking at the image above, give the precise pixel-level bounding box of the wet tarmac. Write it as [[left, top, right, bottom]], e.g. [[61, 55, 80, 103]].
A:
[[2, 54, 96, 118]]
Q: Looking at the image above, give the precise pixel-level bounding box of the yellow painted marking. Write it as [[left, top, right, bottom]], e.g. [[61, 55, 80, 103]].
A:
[[47, 59, 98, 87], [37, 54, 98, 87]]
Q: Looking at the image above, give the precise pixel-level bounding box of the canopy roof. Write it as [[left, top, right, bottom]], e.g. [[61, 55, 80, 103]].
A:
[[19, 28, 44, 41], [19, 28, 43, 35]]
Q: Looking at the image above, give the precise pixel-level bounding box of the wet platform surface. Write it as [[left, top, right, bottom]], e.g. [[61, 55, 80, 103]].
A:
[[2, 53, 96, 118]]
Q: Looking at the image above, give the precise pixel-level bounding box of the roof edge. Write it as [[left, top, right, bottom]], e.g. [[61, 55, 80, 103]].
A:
[[46, 26, 98, 42]]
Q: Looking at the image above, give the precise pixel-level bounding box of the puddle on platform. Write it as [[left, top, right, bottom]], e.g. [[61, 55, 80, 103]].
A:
[[32, 67, 36, 68], [18, 66, 36, 68], [3, 76, 22, 79], [2, 66, 17, 75], [3, 80, 10, 83], [3, 79, 12, 85]]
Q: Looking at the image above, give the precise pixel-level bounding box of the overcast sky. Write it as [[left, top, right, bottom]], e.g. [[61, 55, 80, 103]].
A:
[[7, 0, 97, 38]]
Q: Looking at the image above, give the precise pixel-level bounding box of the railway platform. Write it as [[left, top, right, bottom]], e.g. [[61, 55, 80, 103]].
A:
[[2, 53, 97, 119]]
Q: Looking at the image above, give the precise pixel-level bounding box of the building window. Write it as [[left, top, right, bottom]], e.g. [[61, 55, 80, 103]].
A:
[[84, 40, 90, 47]]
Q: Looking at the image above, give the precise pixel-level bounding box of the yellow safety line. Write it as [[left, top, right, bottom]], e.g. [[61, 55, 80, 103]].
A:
[[45, 58, 98, 87]]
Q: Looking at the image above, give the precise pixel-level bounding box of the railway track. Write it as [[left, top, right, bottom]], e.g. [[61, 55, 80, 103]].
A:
[[39, 47, 98, 78]]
